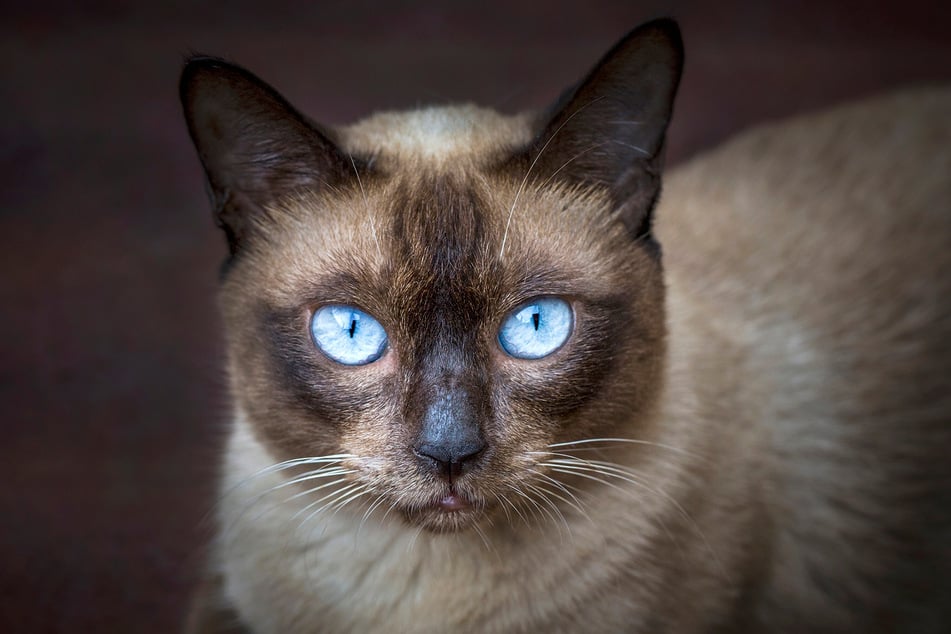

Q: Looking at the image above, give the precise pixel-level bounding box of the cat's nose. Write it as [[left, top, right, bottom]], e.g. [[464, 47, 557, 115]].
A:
[[415, 437, 486, 480], [414, 388, 486, 481]]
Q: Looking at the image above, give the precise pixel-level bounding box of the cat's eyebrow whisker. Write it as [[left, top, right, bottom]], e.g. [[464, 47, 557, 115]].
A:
[[498, 96, 605, 260], [609, 139, 651, 157], [537, 141, 608, 192], [347, 152, 381, 260]]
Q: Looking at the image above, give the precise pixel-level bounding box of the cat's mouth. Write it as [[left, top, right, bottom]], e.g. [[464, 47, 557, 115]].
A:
[[402, 486, 485, 533]]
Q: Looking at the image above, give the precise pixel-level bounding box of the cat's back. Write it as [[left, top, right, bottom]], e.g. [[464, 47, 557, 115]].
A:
[[658, 87, 951, 630], [659, 86, 951, 405], [659, 86, 950, 317], [659, 87, 951, 383]]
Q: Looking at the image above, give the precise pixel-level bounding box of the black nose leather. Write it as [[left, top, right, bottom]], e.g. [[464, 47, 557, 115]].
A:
[[414, 388, 486, 480], [415, 438, 486, 480]]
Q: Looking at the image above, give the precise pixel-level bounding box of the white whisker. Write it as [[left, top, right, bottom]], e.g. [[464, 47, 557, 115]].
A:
[[609, 139, 651, 156], [379, 498, 400, 525], [536, 141, 608, 191], [498, 96, 605, 259], [529, 469, 588, 518], [349, 152, 382, 260], [505, 481, 546, 526], [284, 476, 354, 504], [544, 456, 727, 579], [517, 481, 562, 529], [293, 481, 365, 525], [218, 454, 357, 501], [272, 467, 356, 492], [326, 485, 372, 518], [545, 437, 704, 461], [524, 481, 572, 539], [471, 522, 494, 553], [358, 494, 389, 537], [218, 459, 358, 538], [497, 489, 530, 528], [406, 523, 425, 554]]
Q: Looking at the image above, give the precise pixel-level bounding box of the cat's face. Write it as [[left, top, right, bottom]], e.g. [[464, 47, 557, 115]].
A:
[[220, 166, 666, 531], [182, 20, 682, 532]]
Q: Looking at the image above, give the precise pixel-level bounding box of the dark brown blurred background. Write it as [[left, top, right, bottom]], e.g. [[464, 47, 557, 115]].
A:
[[2, 1, 949, 631]]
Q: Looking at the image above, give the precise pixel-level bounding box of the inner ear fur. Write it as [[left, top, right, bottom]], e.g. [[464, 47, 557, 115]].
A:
[[180, 56, 354, 255]]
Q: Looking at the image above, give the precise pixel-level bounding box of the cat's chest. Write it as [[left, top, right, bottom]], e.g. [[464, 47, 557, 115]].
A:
[[216, 416, 678, 634], [221, 520, 487, 633], [218, 417, 529, 632]]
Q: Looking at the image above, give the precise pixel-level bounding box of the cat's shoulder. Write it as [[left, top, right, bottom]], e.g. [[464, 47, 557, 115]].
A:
[[658, 85, 951, 396], [661, 85, 951, 230], [658, 85, 951, 308]]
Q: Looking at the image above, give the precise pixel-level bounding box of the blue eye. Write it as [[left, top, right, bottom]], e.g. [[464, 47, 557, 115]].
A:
[[310, 305, 388, 365], [498, 297, 573, 359]]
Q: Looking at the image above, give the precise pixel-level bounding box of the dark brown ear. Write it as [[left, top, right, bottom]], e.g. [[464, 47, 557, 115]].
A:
[[515, 19, 683, 241], [180, 56, 353, 255]]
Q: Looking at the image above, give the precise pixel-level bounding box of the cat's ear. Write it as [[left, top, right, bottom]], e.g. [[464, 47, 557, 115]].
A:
[[516, 19, 683, 240], [180, 57, 352, 255]]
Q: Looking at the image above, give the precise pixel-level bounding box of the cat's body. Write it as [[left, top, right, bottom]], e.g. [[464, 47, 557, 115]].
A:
[[659, 88, 951, 631], [182, 21, 951, 634]]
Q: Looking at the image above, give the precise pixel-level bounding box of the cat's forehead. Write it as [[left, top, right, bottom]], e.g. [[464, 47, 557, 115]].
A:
[[343, 105, 534, 167], [245, 170, 631, 307], [226, 106, 641, 302]]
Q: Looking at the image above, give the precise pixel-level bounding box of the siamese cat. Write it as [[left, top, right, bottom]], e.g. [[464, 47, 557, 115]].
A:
[[180, 19, 951, 634]]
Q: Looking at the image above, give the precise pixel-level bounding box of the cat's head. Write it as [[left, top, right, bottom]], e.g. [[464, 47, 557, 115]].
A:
[[181, 19, 682, 533]]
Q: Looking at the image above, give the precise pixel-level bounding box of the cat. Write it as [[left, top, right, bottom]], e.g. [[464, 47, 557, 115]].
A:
[[180, 18, 951, 634]]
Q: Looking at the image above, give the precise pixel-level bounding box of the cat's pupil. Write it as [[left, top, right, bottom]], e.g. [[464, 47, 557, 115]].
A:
[[348, 319, 357, 338], [532, 312, 540, 331]]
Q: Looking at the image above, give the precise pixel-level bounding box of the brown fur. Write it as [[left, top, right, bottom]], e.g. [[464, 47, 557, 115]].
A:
[[181, 19, 951, 634]]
